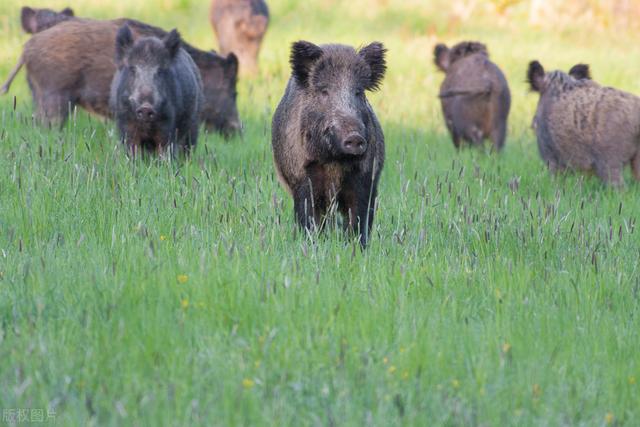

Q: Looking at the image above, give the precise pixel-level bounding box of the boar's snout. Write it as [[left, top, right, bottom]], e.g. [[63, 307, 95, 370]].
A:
[[135, 103, 156, 122], [340, 133, 367, 157]]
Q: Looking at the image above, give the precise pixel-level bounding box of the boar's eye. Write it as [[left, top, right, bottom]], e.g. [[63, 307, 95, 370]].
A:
[[319, 88, 329, 97]]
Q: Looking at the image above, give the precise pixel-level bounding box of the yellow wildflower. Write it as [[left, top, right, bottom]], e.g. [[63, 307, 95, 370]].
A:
[[502, 342, 512, 354], [402, 370, 409, 380], [177, 274, 188, 284], [605, 413, 614, 425], [160, 235, 167, 241], [181, 299, 189, 309], [532, 384, 542, 398], [452, 379, 460, 389], [387, 365, 396, 374], [242, 378, 255, 389], [629, 376, 636, 385], [383, 357, 388, 364]]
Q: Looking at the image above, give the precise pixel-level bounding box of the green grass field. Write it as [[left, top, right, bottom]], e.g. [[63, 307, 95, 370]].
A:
[[1, 1, 639, 425]]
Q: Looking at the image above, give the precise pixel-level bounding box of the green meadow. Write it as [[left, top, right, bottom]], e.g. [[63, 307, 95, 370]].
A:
[[0, 0, 639, 425]]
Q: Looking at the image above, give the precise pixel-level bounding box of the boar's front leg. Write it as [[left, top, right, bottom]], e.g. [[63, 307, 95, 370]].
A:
[[341, 176, 377, 248], [293, 178, 322, 233]]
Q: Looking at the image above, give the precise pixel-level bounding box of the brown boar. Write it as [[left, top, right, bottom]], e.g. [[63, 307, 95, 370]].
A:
[[12, 18, 240, 135], [1, 6, 75, 94], [528, 61, 640, 186], [210, 0, 268, 75], [434, 41, 511, 151], [272, 41, 386, 247]]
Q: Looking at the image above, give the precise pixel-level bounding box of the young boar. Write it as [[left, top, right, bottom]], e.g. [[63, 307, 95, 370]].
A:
[[1, 6, 75, 94], [11, 18, 240, 135], [272, 41, 387, 247], [434, 41, 511, 151], [110, 26, 203, 157], [210, 0, 269, 75], [528, 61, 640, 186]]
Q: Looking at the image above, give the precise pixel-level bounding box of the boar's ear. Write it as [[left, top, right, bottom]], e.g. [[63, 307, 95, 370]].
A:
[[359, 42, 387, 91], [164, 29, 181, 59], [434, 44, 450, 72], [527, 60, 545, 92], [115, 25, 134, 66], [290, 41, 323, 87], [61, 7, 74, 17], [225, 53, 239, 79], [21, 7, 37, 34], [568, 63, 591, 80]]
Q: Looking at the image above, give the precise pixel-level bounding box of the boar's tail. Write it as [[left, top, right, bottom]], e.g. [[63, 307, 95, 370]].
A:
[[438, 83, 492, 99], [1, 53, 24, 95]]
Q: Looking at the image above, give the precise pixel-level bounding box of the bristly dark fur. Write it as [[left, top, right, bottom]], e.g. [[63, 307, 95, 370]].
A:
[[448, 41, 488, 64], [569, 64, 591, 80], [358, 42, 387, 91], [527, 60, 545, 92], [290, 41, 324, 87]]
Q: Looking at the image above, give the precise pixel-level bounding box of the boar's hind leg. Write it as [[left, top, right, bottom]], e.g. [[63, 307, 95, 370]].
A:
[[631, 152, 640, 182], [490, 121, 507, 152], [595, 162, 624, 187], [36, 92, 72, 129], [293, 179, 322, 233]]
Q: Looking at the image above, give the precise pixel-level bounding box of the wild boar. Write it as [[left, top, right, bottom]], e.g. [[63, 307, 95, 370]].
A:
[[434, 41, 511, 151], [21, 5, 74, 34], [210, 0, 268, 75], [1, 6, 75, 94], [528, 61, 640, 186], [110, 26, 203, 157], [9, 18, 240, 135], [271, 41, 387, 247]]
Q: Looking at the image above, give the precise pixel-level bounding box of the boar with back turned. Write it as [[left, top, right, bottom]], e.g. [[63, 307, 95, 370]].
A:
[[434, 41, 511, 151], [6, 17, 240, 136], [1, 6, 75, 94], [110, 26, 202, 157], [528, 61, 640, 186], [210, 0, 268, 75], [272, 41, 387, 248]]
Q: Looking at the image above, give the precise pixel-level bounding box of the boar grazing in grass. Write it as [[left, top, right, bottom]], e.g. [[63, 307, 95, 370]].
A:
[[110, 26, 202, 157], [210, 0, 269, 75], [434, 41, 511, 151], [10, 18, 240, 135], [1, 6, 75, 94], [528, 61, 640, 186], [272, 41, 387, 247]]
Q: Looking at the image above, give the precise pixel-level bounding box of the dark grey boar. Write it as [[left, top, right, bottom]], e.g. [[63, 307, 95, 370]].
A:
[[110, 26, 203, 157], [210, 0, 268, 75], [272, 41, 387, 247], [1, 6, 75, 94], [434, 41, 511, 151], [7, 18, 240, 135], [528, 61, 640, 186], [21, 6, 74, 33]]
